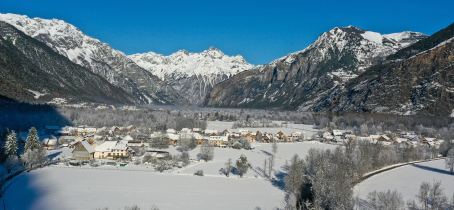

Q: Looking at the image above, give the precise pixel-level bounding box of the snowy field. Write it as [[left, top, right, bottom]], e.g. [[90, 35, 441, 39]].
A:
[[354, 159, 454, 204], [4, 142, 337, 210]]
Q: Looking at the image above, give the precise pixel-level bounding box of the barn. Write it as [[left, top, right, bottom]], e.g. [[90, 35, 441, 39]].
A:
[[72, 141, 95, 159]]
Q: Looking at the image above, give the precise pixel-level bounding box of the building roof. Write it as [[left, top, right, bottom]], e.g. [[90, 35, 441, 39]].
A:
[[95, 141, 118, 152], [112, 143, 128, 150], [123, 135, 134, 141], [81, 141, 95, 153]]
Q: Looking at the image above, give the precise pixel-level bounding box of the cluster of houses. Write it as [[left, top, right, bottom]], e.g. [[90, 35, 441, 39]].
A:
[[321, 130, 445, 148], [151, 128, 306, 148], [38, 125, 309, 160]]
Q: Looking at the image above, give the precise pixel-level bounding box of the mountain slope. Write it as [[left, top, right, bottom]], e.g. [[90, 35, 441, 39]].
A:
[[0, 21, 138, 104], [0, 13, 188, 105], [128, 47, 255, 104], [311, 23, 454, 116], [203, 26, 427, 109]]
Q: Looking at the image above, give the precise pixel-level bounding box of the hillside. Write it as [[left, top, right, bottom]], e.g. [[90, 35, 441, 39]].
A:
[[203, 26, 427, 109], [312, 33, 454, 116], [0, 21, 138, 104], [0, 13, 188, 105]]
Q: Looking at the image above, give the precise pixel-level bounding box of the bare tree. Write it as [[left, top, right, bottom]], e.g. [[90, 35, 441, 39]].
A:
[[445, 149, 454, 175], [199, 141, 214, 162], [181, 151, 190, 166], [263, 158, 267, 178], [224, 158, 233, 177], [268, 155, 275, 178], [367, 190, 405, 210], [235, 154, 252, 178]]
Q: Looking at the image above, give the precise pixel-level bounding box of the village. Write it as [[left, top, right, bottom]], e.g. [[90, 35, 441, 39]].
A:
[[28, 123, 446, 168]]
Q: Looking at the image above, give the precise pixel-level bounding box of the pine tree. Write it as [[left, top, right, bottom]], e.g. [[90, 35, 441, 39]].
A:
[[25, 127, 40, 151], [4, 131, 18, 157]]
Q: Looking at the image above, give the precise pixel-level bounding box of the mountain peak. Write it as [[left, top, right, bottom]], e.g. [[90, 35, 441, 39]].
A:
[[208, 46, 219, 51]]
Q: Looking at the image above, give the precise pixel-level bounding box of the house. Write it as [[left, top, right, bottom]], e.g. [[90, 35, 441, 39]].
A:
[[422, 138, 437, 144], [166, 129, 176, 134], [193, 128, 202, 133], [323, 135, 334, 142], [204, 129, 218, 135], [394, 138, 408, 144], [72, 141, 95, 159], [291, 131, 302, 138], [77, 126, 97, 136], [43, 136, 58, 149], [332, 130, 343, 136], [94, 141, 118, 159], [209, 136, 227, 147], [111, 143, 130, 159]]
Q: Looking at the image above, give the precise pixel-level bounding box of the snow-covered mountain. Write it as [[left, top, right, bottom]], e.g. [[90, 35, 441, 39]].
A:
[[128, 47, 255, 104], [203, 26, 428, 109], [0, 13, 188, 105]]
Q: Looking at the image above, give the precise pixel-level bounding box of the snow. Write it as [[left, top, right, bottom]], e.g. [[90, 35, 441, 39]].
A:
[[354, 159, 454, 204], [128, 47, 254, 81], [5, 138, 337, 209], [361, 31, 383, 44], [3, 167, 283, 210], [28, 90, 47, 99]]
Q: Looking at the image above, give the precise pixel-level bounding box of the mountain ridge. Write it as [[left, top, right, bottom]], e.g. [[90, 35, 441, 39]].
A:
[[203, 26, 428, 109], [128, 46, 255, 104], [0, 13, 188, 105]]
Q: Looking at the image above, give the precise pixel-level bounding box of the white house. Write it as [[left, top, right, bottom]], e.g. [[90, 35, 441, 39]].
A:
[[94, 141, 118, 159]]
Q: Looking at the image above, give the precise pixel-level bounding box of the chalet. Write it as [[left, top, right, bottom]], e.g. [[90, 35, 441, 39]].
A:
[[377, 135, 391, 142], [72, 141, 95, 160], [263, 135, 271, 143], [43, 136, 58, 149], [291, 131, 302, 138], [193, 128, 202, 133]]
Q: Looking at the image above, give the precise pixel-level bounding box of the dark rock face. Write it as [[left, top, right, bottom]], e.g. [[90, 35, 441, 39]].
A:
[[203, 26, 427, 109], [0, 13, 188, 105], [312, 38, 454, 116], [0, 21, 138, 104]]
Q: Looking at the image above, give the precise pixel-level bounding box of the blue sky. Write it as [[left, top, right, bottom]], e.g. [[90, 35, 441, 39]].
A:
[[2, 0, 454, 65]]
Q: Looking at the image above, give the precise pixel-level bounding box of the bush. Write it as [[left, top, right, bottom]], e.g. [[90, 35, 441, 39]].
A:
[[194, 170, 204, 176]]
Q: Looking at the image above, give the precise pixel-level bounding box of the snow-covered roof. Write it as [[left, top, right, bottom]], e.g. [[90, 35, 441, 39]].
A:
[[395, 138, 408, 143], [425, 138, 436, 142], [80, 141, 95, 153], [123, 135, 134, 141], [112, 143, 127, 150], [95, 141, 117, 152]]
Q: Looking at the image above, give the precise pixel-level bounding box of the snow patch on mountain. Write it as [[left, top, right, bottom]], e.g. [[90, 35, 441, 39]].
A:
[[361, 31, 383, 44], [128, 47, 254, 104], [0, 13, 188, 105]]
